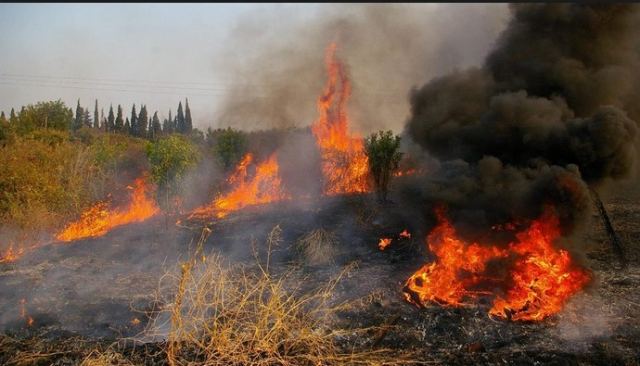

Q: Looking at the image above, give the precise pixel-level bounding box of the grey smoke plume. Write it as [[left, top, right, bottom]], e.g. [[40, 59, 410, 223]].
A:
[[213, 4, 509, 133], [405, 4, 640, 237]]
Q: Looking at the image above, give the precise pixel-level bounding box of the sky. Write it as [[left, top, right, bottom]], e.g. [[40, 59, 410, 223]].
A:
[[0, 3, 507, 130]]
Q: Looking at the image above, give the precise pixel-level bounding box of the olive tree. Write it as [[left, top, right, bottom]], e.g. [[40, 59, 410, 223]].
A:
[[364, 130, 402, 202]]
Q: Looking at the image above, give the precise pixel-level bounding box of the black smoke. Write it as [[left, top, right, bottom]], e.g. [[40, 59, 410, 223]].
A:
[[405, 4, 640, 240]]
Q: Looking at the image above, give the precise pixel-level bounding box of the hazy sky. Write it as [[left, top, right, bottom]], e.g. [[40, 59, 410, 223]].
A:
[[0, 3, 507, 130]]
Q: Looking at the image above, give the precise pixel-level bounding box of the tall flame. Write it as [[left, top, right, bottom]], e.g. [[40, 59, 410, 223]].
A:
[[189, 153, 289, 219], [404, 206, 590, 321], [311, 43, 370, 195], [55, 177, 160, 242]]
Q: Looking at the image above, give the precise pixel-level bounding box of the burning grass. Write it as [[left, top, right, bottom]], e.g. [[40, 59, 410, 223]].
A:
[[404, 205, 591, 321]]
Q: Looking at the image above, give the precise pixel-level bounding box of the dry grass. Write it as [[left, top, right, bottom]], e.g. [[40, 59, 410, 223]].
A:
[[294, 228, 339, 267], [145, 226, 416, 366]]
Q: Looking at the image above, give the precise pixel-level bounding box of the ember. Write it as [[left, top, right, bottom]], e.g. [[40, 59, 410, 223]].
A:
[[378, 238, 392, 251], [311, 43, 370, 195], [404, 206, 590, 321], [399, 230, 411, 239], [55, 177, 160, 242]]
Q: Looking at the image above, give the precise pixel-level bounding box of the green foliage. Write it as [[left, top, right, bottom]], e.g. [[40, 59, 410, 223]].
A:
[[13, 100, 73, 134], [146, 135, 200, 208], [209, 127, 247, 170], [364, 130, 402, 202]]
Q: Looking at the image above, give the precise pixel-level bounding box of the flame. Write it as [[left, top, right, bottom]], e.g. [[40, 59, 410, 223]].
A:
[[404, 206, 590, 321], [0, 244, 24, 264], [378, 238, 392, 251], [20, 298, 33, 327], [399, 229, 411, 239], [189, 153, 289, 219], [311, 43, 370, 195], [55, 177, 160, 242]]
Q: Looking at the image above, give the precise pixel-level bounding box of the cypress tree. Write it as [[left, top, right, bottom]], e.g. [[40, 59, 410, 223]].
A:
[[73, 99, 84, 131], [151, 111, 162, 139], [107, 105, 115, 132], [0, 111, 6, 124], [9, 108, 17, 124], [83, 109, 92, 128], [185, 99, 193, 132], [125, 117, 131, 133], [115, 105, 124, 132], [93, 100, 99, 129], [138, 105, 148, 137], [176, 101, 185, 133], [163, 109, 173, 133], [130, 104, 138, 136]]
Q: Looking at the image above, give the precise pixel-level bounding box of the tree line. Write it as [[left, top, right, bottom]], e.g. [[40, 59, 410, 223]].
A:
[[0, 98, 194, 139]]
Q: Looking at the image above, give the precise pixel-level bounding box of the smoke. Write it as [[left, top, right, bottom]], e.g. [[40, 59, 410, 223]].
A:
[[213, 4, 509, 133], [405, 4, 640, 238]]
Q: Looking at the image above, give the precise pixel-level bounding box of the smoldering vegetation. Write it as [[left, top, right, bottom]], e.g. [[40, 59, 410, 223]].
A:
[[404, 4, 640, 243]]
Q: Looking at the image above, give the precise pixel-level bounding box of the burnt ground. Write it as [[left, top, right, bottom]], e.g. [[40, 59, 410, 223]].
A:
[[0, 186, 639, 365]]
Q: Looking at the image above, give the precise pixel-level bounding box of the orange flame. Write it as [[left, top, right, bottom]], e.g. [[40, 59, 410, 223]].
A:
[[189, 153, 289, 219], [399, 229, 411, 239], [404, 206, 590, 321], [55, 177, 160, 242], [0, 244, 24, 264], [19, 298, 34, 327], [378, 238, 392, 251], [311, 43, 370, 195]]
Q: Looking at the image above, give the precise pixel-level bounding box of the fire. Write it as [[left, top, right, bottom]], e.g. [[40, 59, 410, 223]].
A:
[[55, 177, 160, 242], [378, 238, 392, 251], [311, 43, 370, 195], [404, 206, 590, 321], [0, 244, 24, 264], [189, 153, 289, 219], [20, 298, 34, 327], [399, 229, 411, 239]]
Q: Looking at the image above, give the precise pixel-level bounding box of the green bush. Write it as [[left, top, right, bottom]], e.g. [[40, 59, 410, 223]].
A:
[[364, 130, 402, 202], [208, 127, 247, 170], [146, 134, 200, 210]]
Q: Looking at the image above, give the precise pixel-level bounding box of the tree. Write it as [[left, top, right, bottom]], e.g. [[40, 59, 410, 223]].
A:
[[163, 109, 173, 134], [138, 105, 148, 138], [93, 100, 100, 129], [124, 117, 131, 133], [73, 99, 84, 131], [9, 108, 17, 125], [185, 99, 193, 133], [107, 105, 115, 132], [130, 104, 138, 136], [364, 130, 402, 202], [83, 108, 92, 128], [176, 101, 185, 133], [115, 105, 124, 132], [0, 112, 10, 144], [212, 127, 247, 170], [146, 135, 199, 212], [150, 111, 162, 139], [14, 100, 73, 134]]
